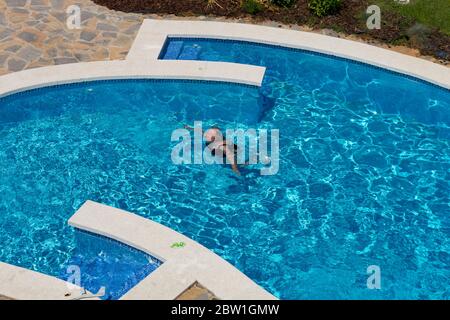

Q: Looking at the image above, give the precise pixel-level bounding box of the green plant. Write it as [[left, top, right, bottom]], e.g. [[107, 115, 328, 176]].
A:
[[270, 0, 297, 8], [308, 0, 341, 17], [242, 0, 264, 14]]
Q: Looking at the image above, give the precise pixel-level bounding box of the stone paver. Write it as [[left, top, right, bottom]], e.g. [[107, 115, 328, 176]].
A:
[[0, 0, 446, 76], [176, 282, 219, 300]]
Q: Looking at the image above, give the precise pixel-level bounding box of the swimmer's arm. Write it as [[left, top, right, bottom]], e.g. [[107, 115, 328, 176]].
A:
[[225, 147, 241, 175]]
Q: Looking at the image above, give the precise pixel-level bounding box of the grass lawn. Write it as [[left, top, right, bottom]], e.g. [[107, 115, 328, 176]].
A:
[[375, 0, 450, 35]]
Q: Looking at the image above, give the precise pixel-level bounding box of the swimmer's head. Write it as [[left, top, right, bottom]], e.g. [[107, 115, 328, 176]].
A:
[[204, 126, 222, 143]]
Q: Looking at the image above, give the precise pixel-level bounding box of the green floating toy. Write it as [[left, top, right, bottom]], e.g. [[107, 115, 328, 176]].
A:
[[170, 241, 186, 249]]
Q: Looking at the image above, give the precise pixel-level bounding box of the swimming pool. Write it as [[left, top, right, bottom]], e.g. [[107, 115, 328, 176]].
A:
[[1, 39, 449, 299]]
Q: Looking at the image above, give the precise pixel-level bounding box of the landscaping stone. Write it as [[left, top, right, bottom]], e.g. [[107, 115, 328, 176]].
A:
[[17, 30, 38, 42], [96, 22, 118, 32], [31, 0, 47, 5], [80, 30, 97, 41], [5, 45, 21, 52], [6, 0, 28, 7], [0, 54, 8, 65], [7, 58, 27, 71], [102, 32, 117, 38], [321, 29, 340, 38], [17, 45, 41, 61], [0, 12, 6, 25], [54, 57, 78, 64], [0, 29, 14, 41]]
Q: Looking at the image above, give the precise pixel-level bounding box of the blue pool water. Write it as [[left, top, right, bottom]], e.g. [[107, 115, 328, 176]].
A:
[[1, 39, 450, 299]]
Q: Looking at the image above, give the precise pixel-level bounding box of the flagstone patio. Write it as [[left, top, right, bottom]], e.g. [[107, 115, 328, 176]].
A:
[[0, 0, 146, 75]]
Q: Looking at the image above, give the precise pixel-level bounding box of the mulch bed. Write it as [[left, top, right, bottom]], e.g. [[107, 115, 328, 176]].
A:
[[93, 0, 449, 62]]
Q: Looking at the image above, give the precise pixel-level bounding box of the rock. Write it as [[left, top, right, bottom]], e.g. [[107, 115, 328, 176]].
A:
[[123, 23, 141, 35], [0, 12, 6, 25], [102, 32, 117, 38], [46, 47, 57, 57], [51, 10, 66, 23], [7, 58, 27, 71], [26, 20, 40, 26], [12, 7, 29, 14], [0, 29, 13, 41], [30, 0, 47, 5], [321, 28, 340, 38], [80, 30, 97, 41], [50, 0, 65, 10], [5, 0, 28, 7], [0, 54, 8, 65], [17, 45, 42, 61], [53, 57, 78, 64], [96, 22, 118, 32], [7, 9, 28, 24], [17, 31, 38, 42], [74, 52, 90, 61], [81, 11, 95, 22], [5, 45, 21, 52], [435, 51, 448, 60]]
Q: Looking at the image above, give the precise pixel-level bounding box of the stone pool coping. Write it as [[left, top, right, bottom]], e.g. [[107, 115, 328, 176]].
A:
[[69, 201, 276, 300], [129, 19, 450, 89], [0, 59, 265, 98], [0, 262, 98, 300]]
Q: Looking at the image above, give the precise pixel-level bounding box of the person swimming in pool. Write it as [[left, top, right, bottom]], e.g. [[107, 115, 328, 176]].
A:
[[184, 124, 241, 175]]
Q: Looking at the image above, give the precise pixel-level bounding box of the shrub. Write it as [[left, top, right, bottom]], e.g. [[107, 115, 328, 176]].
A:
[[242, 0, 264, 14], [271, 0, 297, 8], [308, 0, 342, 17]]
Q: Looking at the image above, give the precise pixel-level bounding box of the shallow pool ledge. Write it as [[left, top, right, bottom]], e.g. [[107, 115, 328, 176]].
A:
[[0, 262, 98, 300], [68, 201, 277, 300]]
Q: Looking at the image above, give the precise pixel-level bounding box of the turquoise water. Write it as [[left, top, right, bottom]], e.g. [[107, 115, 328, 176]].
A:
[[1, 40, 449, 299]]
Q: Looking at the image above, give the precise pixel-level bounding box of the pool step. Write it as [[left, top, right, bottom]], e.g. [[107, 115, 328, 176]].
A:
[[164, 41, 184, 59], [178, 45, 201, 60]]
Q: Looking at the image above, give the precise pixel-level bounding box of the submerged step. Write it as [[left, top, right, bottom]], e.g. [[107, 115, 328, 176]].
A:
[[164, 41, 184, 59], [178, 45, 201, 60]]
